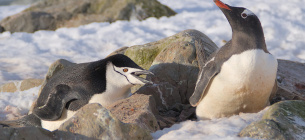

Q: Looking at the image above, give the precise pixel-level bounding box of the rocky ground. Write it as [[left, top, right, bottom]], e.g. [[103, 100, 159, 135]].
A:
[[0, 0, 304, 139], [0, 29, 304, 139]]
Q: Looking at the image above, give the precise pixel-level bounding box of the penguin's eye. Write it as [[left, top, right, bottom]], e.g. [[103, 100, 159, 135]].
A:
[[123, 68, 128, 72], [241, 13, 248, 19]]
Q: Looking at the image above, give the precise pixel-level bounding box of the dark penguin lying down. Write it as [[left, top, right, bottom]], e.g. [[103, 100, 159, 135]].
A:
[[1, 54, 153, 131]]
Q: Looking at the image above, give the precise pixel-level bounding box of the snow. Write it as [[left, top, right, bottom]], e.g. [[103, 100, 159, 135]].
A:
[[0, 85, 40, 120], [0, 0, 304, 139], [152, 109, 268, 140]]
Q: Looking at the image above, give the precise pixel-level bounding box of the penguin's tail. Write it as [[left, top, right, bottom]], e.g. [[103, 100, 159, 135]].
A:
[[0, 114, 41, 128]]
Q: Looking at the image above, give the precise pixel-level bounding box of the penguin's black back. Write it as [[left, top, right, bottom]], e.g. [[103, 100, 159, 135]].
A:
[[36, 54, 141, 110]]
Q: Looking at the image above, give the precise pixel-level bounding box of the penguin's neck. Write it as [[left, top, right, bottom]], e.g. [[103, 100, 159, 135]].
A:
[[88, 83, 132, 108], [231, 30, 267, 52], [88, 63, 132, 107]]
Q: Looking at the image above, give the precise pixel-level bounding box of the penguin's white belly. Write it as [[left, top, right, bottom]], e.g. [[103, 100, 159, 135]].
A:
[[41, 109, 76, 131], [196, 49, 277, 120]]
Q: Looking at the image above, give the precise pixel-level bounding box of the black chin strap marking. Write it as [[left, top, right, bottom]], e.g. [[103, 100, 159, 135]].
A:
[[112, 65, 135, 85]]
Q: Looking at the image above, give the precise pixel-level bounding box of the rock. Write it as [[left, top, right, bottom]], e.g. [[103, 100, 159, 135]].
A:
[[0, 126, 104, 139], [58, 103, 152, 140], [107, 46, 129, 57], [20, 79, 43, 91], [28, 59, 75, 114], [0, 82, 17, 93], [0, 11, 56, 33], [271, 60, 305, 104], [126, 29, 218, 110], [0, 0, 176, 33], [0, 26, 4, 32], [0, 0, 40, 5], [239, 100, 305, 139], [107, 94, 160, 132], [0, 127, 53, 140], [124, 29, 218, 129], [42, 59, 75, 83], [0, 79, 43, 93]]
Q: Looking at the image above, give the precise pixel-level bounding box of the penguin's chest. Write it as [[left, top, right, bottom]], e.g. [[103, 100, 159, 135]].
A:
[[41, 109, 76, 131], [196, 49, 277, 119], [41, 85, 131, 131]]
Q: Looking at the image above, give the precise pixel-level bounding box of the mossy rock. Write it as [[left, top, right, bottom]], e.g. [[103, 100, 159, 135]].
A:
[[0, 0, 176, 33], [239, 100, 305, 140], [124, 29, 218, 70]]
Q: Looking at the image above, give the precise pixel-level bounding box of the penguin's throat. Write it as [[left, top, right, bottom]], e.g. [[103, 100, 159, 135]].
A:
[[232, 31, 266, 51], [88, 84, 132, 108]]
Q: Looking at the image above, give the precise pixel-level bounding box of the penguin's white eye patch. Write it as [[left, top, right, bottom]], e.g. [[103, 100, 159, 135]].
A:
[[123, 68, 128, 72], [241, 13, 247, 18], [241, 9, 255, 19]]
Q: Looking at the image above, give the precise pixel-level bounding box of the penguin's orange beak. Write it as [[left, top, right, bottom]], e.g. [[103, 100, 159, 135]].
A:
[[214, 0, 231, 11]]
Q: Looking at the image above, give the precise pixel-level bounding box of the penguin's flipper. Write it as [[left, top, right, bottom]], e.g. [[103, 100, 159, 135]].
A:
[[269, 80, 278, 102], [33, 84, 80, 121], [66, 99, 88, 111], [189, 60, 219, 106], [0, 114, 41, 128]]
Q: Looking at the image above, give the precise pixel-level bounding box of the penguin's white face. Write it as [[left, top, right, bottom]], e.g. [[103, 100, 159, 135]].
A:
[[113, 65, 153, 85], [106, 62, 153, 88]]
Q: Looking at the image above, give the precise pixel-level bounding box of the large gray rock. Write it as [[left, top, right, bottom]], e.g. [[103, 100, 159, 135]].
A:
[[108, 94, 160, 132], [0, 125, 106, 139], [0, 11, 56, 33], [0, 127, 53, 140], [58, 103, 152, 140], [239, 100, 305, 139], [123, 29, 218, 128], [125, 29, 218, 110], [0, 0, 40, 5], [0, 0, 176, 33], [271, 60, 305, 104]]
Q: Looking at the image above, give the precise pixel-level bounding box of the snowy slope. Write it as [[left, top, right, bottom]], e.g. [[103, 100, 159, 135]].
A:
[[0, 0, 304, 85]]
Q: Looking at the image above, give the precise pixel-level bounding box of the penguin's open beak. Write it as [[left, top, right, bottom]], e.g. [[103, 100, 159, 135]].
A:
[[131, 70, 154, 84], [214, 0, 231, 11]]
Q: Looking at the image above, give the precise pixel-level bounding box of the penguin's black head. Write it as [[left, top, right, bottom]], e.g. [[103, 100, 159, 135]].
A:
[[104, 54, 154, 85], [214, 0, 264, 36], [106, 54, 143, 70]]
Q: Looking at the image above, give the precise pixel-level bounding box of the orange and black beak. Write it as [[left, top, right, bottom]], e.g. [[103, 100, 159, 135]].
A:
[[214, 0, 231, 11]]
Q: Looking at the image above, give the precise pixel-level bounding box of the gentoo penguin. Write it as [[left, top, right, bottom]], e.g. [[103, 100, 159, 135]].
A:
[[0, 54, 153, 131], [189, 0, 278, 120]]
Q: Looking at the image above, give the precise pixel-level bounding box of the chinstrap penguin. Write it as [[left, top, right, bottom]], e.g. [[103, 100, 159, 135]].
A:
[[0, 54, 153, 131], [189, 0, 278, 120]]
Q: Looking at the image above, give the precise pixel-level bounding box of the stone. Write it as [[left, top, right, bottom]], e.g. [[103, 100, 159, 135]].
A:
[[0, 79, 43, 93], [107, 46, 129, 57], [0, 11, 56, 33], [58, 103, 152, 140], [127, 29, 218, 110], [124, 29, 218, 129], [42, 59, 75, 83], [0, 82, 17, 93], [0, 127, 53, 140], [0, 126, 104, 139], [107, 94, 160, 132], [20, 79, 43, 91], [271, 60, 305, 104], [239, 100, 305, 139], [0, 0, 176, 33], [0, 0, 40, 5]]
